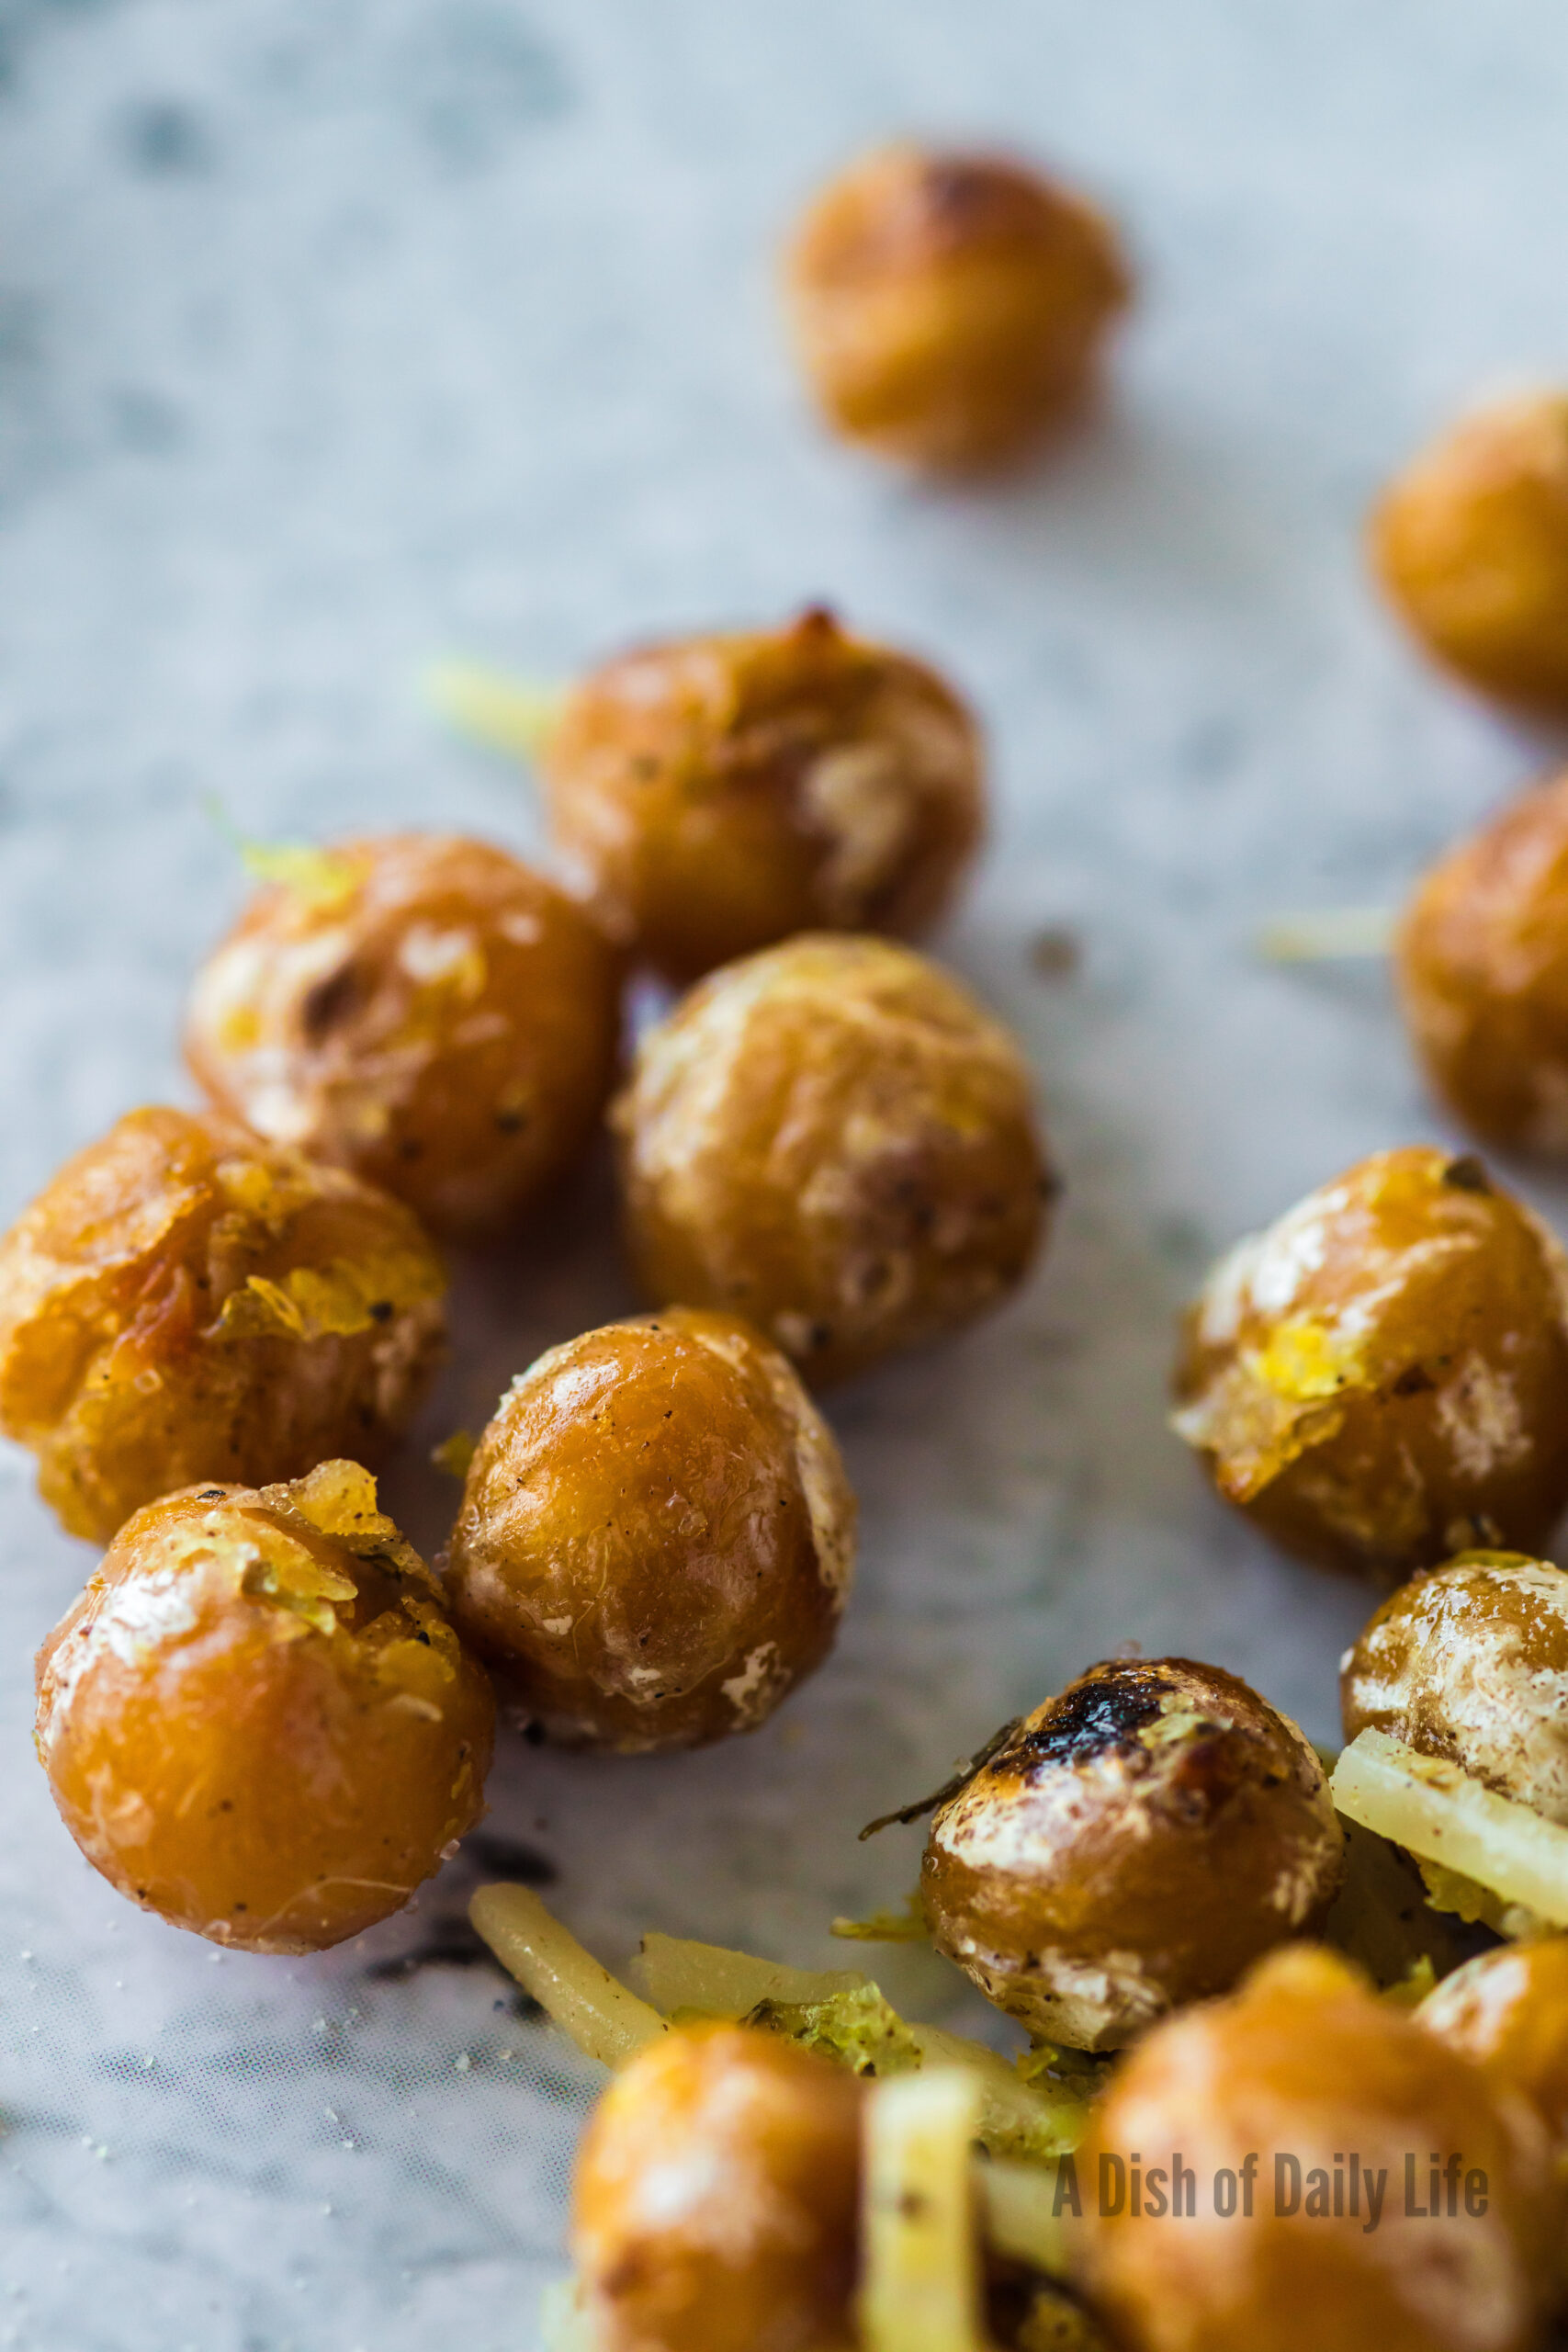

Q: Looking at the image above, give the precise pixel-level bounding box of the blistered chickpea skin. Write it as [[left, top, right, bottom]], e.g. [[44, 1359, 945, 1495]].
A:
[[35, 1462, 495, 1952], [1371, 390, 1568, 711], [1397, 770, 1568, 1157], [445, 1308, 855, 1752], [572, 2022, 863, 2352], [784, 143, 1131, 472], [543, 606, 984, 984], [614, 933, 1051, 1385], [1172, 1146, 1568, 1580], [185, 831, 622, 1239], [1077, 1944, 1555, 2352], [0, 1105, 446, 1543], [921, 1657, 1343, 2051]]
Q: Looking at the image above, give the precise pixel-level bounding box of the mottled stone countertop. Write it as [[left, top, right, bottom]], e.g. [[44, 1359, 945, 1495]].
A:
[[4, 2, 1568, 2346]]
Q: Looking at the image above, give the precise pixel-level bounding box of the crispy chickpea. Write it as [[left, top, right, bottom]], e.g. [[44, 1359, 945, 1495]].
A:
[[1342, 1550, 1568, 1827], [1172, 1146, 1568, 1581], [1397, 772, 1568, 1157], [1077, 1944, 1555, 2352], [184, 832, 621, 1238], [543, 606, 984, 985], [0, 1106, 446, 1543], [784, 143, 1130, 472], [572, 2022, 863, 2352], [613, 934, 1049, 1385], [1420, 1938, 1568, 2152], [1371, 390, 1568, 711], [445, 1308, 854, 1752], [921, 1658, 1343, 2052], [34, 1461, 494, 1951]]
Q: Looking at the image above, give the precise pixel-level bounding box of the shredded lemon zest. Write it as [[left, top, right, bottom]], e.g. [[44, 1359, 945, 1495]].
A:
[[204, 796, 365, 911], [1256, 906, 1396, 962], [216, 1249, 440, 1344], [423, 661, 567, 761], [431, 1429, 479, 1480]]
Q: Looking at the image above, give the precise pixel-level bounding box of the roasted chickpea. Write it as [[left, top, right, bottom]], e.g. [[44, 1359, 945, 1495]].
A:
[[35, 1461, 494, 1951], [1077, 1944, 1555, 2352], [1420, 1938, 1568, 2153], [1371, 390, 1568, 711], [1397, 773, 1568, 1157], [921, 1658, 1343, 2052], [1342, 1550, 1568, 1827], [614, 934, 1049, 1385], [572, 2022, 863, 2352], [0, 1106, 446, 1543], [784, 143, 1130, 471], [1172, 1146, 1568, 1580], [184, 831, 621, 1238], [543, 606, 983, 984], [445, 1308, 854, 1752]]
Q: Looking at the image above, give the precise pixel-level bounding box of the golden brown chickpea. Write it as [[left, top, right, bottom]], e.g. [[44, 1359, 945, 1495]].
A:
[[1371, 390, 1568, 711], [35, 1461, 494, 1951], [1397, 773, 1568, 1157], [1342, 1551, 1568, 1827], [1172, 1147, 1568, 1581], [921, 1658, 1343, 2052], [613, 934, 1049, 1385], [1420, 1938, 1568, 2152], [445, 1307, 854, 1752], [0, 1106, 446, 1543], [1077, 1943, 1555, 2352], [784, 143, 1131, 472], [184, 831, 622, 1238], [543, 606, 984, 985], [572, 2022, 863, 2352]]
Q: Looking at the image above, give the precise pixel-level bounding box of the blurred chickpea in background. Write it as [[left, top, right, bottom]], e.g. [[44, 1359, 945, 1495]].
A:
[[186, 832, 622, 1240], [1371, 390, 1568, 711], [572, 2022, 863, 2352], [1398, 772, 1568, 1157], [542, 606, 983, 985], [1078, 1944, 1555, 2352], [784, 143, 1130, 471]]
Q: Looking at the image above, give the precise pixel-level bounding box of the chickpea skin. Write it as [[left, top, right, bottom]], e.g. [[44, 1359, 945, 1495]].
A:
[[0, 1105, 446, 1543], [185, 831, 622, 1239], [445, 1308, 855, 1752], [1077, 1944, 1556, 2352], [1420, 1938, 1568, 2153], [543, 606, 984, 985], [1172, 1146, 1568, 1580], [1341, 1550, 1568, 1831], [572, 2022, 863, 2352], [1397, 772, 1568, 1158], [784, 143, 1131, 472], [921, 1658, 1344, 2052], [1371, 390, 1568, 711], [35, 1461, 494, 1952], [614, 933, 1050, 1385]]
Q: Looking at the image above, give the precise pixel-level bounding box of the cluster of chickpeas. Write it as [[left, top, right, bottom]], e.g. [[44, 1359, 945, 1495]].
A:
[[12, 128, 1568, 2352]]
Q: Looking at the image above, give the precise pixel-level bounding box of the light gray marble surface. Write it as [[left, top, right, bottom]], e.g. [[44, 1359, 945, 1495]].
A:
[[4, 2, 1568, 2345]]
